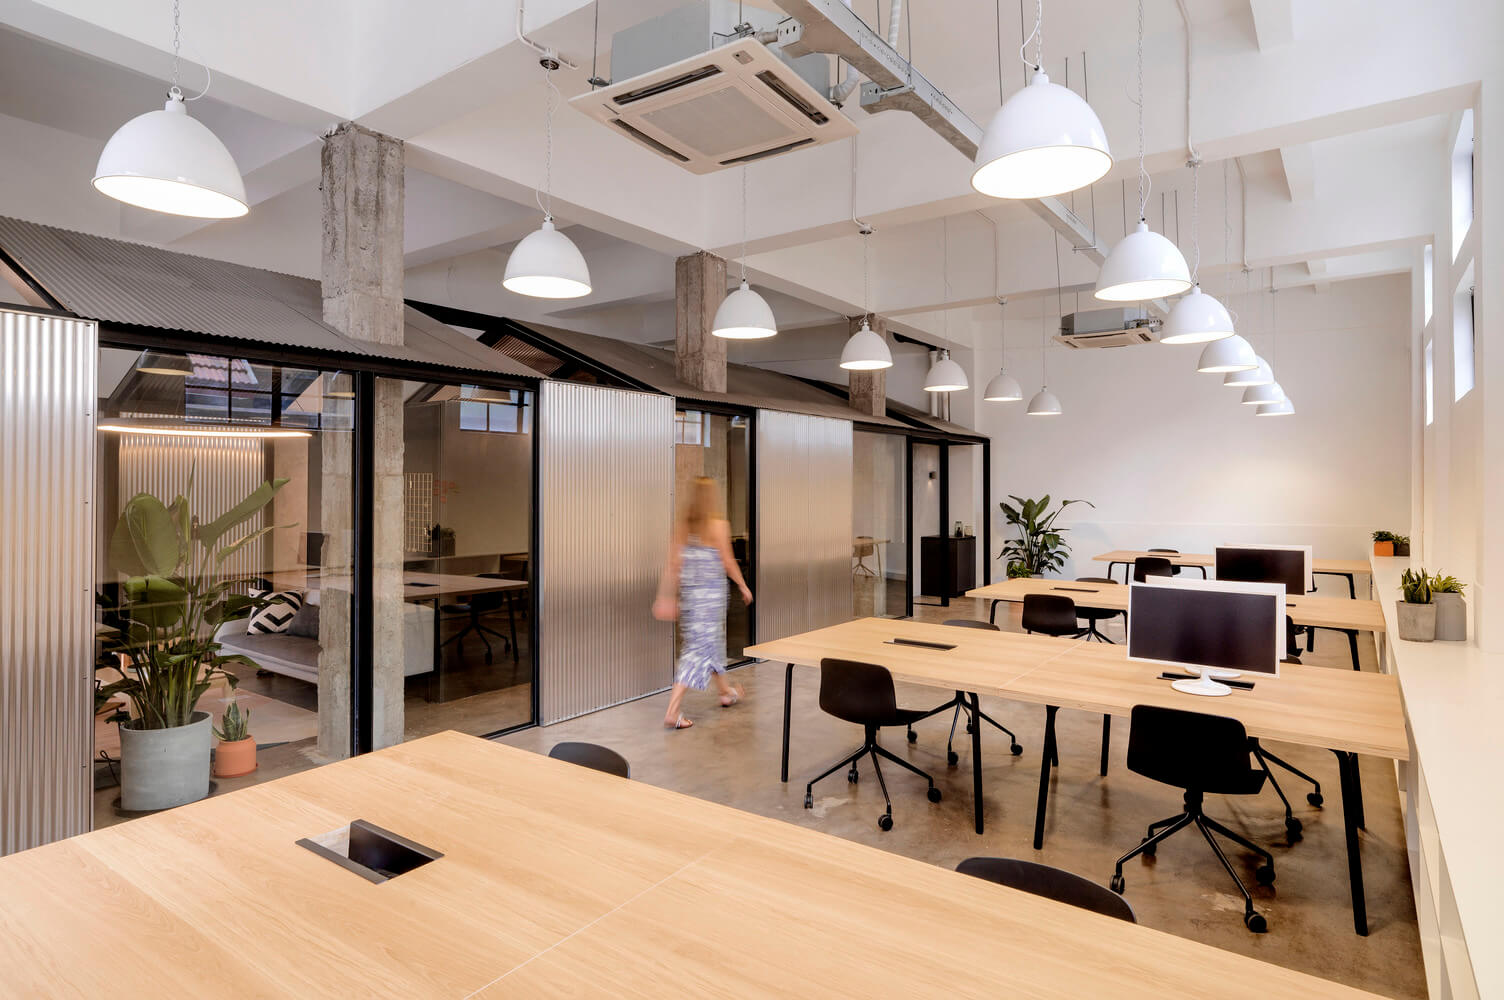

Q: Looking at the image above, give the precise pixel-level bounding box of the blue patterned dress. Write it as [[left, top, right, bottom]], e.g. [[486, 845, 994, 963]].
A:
[[675, 534, 728, 690]]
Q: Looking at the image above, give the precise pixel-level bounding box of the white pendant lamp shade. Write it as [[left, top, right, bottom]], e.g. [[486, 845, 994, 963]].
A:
[[712, 279, 778, 339], [839, 319, 892, 370], [971, 72, 1111, 200], [1255, 397, 1295, 416], [983, 370, 1023, 402], [1196, 333, 1258, 373], [1094, 222, 1193, 302], [1241, 381, 1284, 406], [503, 220, 592, 299], [1026, 387, 1062, 415], [1160, 284, 1234, 344], [923, 351, 968, 392], [135, 349, 193, 377], [1223, 356, 1273, 387], [93, 95, 248, 219]]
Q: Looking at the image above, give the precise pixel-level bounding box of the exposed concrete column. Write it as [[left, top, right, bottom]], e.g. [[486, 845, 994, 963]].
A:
[[847, 313, 887, 418], [675, 251, 728, 393], [319, 122, 406, 756]]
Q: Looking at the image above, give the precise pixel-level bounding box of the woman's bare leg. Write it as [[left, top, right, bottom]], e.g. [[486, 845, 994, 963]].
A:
[[664, 683, 690, 727]]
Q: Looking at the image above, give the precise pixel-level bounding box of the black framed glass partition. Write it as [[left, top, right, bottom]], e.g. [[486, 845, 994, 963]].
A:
[[852, 430, 907, 617]]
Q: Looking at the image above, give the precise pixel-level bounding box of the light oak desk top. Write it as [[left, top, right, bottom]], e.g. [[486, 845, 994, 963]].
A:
[[0, 732, 1385, 999], [966, 578, 1387, 634], [1095, 549, 1372, 577]]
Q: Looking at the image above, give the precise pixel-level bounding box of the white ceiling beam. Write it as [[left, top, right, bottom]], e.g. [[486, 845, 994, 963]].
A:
[[1277, 143, 1316, 201], [1248, 0, 1296, 50]]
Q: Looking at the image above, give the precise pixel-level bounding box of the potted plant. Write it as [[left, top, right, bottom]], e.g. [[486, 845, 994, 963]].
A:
[[1394, 567, 1436, 642], [211, 698, 257, 778], [1006, 562, 1034, 579], [999, 495, 1094, 578], [1372, 530, 1397, 557], [97, 475, 290, 811], [1430, 573, 1467, 641], [1393, 534, 1412, 557]]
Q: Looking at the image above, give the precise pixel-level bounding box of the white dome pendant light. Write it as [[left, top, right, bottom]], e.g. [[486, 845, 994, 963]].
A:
[[1224, 357, 1273, 387], [1160, 164, 1234, 343], [1255, 398, 1295, 416], [713, 166, 777, 339], [1252, 283, 1293, 413], [840, 139, 891, 370], [1196, 332, 1257, 373], [1028, 230, 1066, 415], [93, 0, 247, 219], [504, 57, 592, 299], [1095, 0, 1191, 302], [923, 218, 967, 392], [1242, 382, 1284, 405], [984, 299, 1023, 401], [972, 0, 1111, 199]]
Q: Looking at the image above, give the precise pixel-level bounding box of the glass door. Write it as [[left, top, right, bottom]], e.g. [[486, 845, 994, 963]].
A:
[[853, 431, 906, 618]]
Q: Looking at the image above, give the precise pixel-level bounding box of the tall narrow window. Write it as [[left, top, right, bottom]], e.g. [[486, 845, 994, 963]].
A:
[[1455, 264, 1475, 401], [1451, 110, 1474, 260], [1423, 244, 1434, 325], [1424, 340, 1435, 426]]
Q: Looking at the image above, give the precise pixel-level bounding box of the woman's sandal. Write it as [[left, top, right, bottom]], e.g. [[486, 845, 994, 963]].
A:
[[664, 714, 694, 730], [720, 684, 745, 708]]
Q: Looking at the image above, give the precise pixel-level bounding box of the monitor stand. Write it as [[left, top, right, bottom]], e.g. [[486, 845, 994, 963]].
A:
[[1189, 666, 1242, 680], [1171, 674, 1232, 697]]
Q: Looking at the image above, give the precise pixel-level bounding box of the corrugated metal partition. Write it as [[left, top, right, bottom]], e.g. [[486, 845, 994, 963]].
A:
[[537, 382, 673, 724], [1, 309, 96, 855], [755, 410, 854, 642]]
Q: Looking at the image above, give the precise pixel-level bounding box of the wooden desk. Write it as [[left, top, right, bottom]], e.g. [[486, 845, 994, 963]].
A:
[[749, 618, 1406, 936], [1094, 550, 1371, 597], [966, 578, 1386, 670], [0, 732, 1386, 999]]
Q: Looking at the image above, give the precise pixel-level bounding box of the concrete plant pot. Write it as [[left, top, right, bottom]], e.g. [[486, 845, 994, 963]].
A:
[[1394, 601, 1436, 642], [1433, 592, 1467, 641], [212, 736, 258, 778], [119, 711, 212, 811]]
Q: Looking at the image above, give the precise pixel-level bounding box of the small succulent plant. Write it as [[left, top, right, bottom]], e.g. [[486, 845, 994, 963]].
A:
[[1400, 568, 1433, 604], [1430, 573, 1466, 595], [1372, 530, 1398, 542], [213, 699, 251, 743]]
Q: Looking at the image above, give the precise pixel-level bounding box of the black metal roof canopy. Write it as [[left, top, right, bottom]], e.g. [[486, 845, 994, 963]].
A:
[[0, 217, 543, 384], [795, 377, 988, 444], [409, 301, 915, 431]]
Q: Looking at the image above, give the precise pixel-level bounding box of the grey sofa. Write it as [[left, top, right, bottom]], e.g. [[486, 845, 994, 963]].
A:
[[215, 600, 435, 685]]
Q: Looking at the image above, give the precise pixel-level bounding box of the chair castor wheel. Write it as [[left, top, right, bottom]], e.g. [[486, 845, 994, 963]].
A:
[[1010, 743, 1023, 756], [1285, 816, 1303, 839], [927, 786, 942, 803], [847, 767, 859, 783], [907, 729, 917, 743], [1245, 911, 1268, 933], [877, 813, 893, 832], [803, 792, 813, 809], [1307, 791, 1323, 807], [965, 723, 974, 734], [1109, 873, 1125, 894], [1255, 864, 1276, 886]]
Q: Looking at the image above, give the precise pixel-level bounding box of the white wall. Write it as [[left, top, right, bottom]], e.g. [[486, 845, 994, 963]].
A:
[[975, 274, 1412, 582]]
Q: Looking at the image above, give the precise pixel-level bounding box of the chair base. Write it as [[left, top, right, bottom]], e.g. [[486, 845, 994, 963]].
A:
[[1111, 790, 1274, 932], [804, 725, 941, 831], [1253, 741, 1324, 842], [905, 691, 1022, 766]]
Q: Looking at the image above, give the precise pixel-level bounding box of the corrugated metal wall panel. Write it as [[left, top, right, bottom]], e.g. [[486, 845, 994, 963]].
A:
[[537, 382, 673, 724], [0, 309, 97, 855], [755, 410, 854, 643]]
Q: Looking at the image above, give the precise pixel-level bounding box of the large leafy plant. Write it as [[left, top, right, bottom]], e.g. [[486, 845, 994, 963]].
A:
[[998, 494, 1094, 577], [97, 474, 291, 730]]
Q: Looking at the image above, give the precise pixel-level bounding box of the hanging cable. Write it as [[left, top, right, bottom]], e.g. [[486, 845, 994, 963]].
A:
[[1188, 162, 1200, 281], [535, 60, 560, 220], [995, 0, 1006, 104], [1134, 0, 1151, 222], [740, 165, 749, 283], [1019, 0, 1043, 70]]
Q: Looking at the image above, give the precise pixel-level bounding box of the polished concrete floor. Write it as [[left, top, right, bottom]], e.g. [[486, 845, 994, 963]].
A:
[[501, 598, 1424, 1000]]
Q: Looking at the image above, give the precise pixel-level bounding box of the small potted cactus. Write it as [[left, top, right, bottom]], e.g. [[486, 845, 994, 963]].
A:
[[1372, 530, 1398, 557], [1431, 573, 1467, 641], [211, 699, 256, 778], [1395, 568, 1436, 642]]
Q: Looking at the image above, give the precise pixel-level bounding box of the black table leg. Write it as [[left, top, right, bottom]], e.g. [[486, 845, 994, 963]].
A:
[[970, 691, 984, 834], [780, 662, 794, 782], [1333, 749, 1369, 936], [1099, 715, 1111, 777], [1195, 566, 1208, 578], [1033, 705, 1059, 849], [1345, 629, 1361, 671], [989, 600, 1001, 625]]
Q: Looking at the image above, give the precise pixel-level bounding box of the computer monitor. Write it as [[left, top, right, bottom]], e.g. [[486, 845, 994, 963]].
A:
[[1214, 544, 1312, 596], [1127, 577, 1284, 697]]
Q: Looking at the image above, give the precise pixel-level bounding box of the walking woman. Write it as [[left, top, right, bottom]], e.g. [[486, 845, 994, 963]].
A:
[[653, 476, 753, 730]]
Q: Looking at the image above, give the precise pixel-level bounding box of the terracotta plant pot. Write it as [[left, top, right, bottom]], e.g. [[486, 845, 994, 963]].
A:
[[1394, 601, 1436, 642], [1433, 592, 1467, 641], [212, 736, 258, 778], [1373, 541, 1395, 557]]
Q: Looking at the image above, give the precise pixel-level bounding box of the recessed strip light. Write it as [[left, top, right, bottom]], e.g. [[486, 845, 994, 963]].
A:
[[98, 423, 312, 439]]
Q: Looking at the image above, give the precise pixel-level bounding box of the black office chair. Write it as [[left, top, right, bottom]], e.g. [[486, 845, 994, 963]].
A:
[[440, 573, 518, 665], [1132, 556, 1174, 583], [1147, 547, 1183, 576], [548, 742, 630, 779], [903, 620, 1023, 766], [1110, 705, 1276, 932], [1073, 576, 1123, 643], [803, 658, 942, 831], [956, 858, 1136, 923], [1023, 594, 1112, 775], [1249, 657, 1323, 842]]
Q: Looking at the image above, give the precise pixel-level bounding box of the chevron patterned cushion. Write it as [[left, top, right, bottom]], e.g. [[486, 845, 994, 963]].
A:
[[246, 589, 305, 635]]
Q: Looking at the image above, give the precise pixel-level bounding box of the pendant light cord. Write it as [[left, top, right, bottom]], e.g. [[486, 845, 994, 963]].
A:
[[536, 60, 559, 220], [995, 0, 1005, 103], [1134, 0, 1151, 222], [1190, 162, 1200, 281], [166, 0, 211, 101], [740, 165, 749, 283], [1051, 229, 1063, 385], [1019, 0, 1043, 71], [1222, 158, 1234, 310], [1269, 272, 1278, 369]]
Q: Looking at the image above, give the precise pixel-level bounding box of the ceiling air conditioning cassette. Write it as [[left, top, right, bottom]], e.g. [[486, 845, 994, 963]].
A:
[[570, 38, 857, 174], [1054, 309, 1162, 349]]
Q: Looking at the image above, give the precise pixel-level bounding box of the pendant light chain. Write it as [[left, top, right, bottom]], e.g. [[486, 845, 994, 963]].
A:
[[1190, 161, 1200, 281], [170, 0, 182, 95], [1135, 0, 1150, 222], [740, 165, 749, 283], [995, 0, 1005, 103], [1019, 0, 1043, 71], [1050, 228, 1063, 384], [536, 60, 560, 221]]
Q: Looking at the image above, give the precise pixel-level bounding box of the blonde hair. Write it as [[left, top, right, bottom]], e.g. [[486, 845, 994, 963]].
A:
[[681, 476, 722, 537]]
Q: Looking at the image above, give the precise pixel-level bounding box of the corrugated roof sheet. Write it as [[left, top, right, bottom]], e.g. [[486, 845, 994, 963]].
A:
[[882, 395, 987, 442], [516, 322, 912, 429], [0, 217, 540, 379]]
